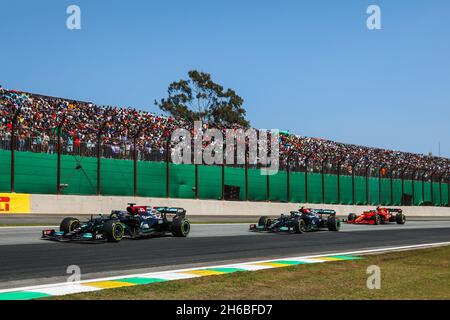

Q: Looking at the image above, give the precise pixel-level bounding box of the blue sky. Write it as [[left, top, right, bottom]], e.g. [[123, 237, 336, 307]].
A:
[[1, 0, 449, 157]]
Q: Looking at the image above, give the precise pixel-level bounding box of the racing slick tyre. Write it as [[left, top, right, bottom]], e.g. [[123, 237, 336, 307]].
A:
[[327, 217, 341, 231], [258, 216, 272, 229], [396, 213, 406, 225], [347, 213, 357, 222], [373, 214, 382, 225], [60, 217, 81, 234], [104, 220, 125, 242], [172, 218, 190, 237], [293, 218, 307, 234]]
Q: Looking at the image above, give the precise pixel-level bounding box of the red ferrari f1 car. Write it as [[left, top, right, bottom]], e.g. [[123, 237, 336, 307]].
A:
[[346, 207, 406, 225]]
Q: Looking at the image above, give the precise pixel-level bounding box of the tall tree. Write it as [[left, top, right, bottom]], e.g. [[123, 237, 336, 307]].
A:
[[155, 70, 250, 128]]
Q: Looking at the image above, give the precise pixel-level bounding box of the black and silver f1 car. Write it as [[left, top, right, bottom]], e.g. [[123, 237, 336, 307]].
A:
[[42, 203, 190, 242], [249, 208, 341, 234]]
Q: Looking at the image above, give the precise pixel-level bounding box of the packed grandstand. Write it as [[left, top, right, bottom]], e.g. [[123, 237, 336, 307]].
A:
[[1, 87, 449, 178]]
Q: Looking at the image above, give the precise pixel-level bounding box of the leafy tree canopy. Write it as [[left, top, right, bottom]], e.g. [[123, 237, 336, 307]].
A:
[[155, 70, 250, 128]]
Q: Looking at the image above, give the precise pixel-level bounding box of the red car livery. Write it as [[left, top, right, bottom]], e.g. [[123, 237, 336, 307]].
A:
[[346, 207, 406, 225]]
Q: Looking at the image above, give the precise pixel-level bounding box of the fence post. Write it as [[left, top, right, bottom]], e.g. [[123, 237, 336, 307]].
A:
[[412, 169, 417, 206], [351, 161, 358, 205], [321, 156, 328, 204], [132, 127, 143, 198], [245, 142, 249, 201], [365, 164, 371, 205], [401, 166, 407, 206], [448, 175, 450, 207], [133, 135, 137, 197], [305, 154, 311, 204], [166, 136, 170, 198], [266, 171, 270, 202], [337, 160, 343, 204], [195, 164, 199, 199], [221, 162, 225, 201], [421, 169, 429, 205], [439, 173, 444, 207], [10, 112, 19, 193], [430, 171, 436, 206], [56, 117, 65, 195], [286, 158, 291, 203], [378, 165, 382, 205], [390, 166, 396, 206], [378, 164, 385, 205], [96, 131, 101, 195]]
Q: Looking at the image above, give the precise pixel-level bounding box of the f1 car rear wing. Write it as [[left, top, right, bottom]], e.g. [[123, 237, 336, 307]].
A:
[[154, 207, 186, 218], [314, 209, 337, 215], [385, 208, 403, 214], [292, 209, 337, 215]]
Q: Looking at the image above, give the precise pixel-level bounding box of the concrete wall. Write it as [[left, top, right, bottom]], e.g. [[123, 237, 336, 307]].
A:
[[29, 194, 450, 217]]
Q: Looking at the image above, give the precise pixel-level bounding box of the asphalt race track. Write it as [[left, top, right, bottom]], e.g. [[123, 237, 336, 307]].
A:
[[1, 221, 450, 289]]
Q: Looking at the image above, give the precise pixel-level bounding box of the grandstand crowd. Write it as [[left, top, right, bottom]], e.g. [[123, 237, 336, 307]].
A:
[[1, 87, 449, 177]]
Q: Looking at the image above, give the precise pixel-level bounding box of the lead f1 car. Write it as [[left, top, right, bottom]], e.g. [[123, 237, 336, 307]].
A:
[[42, 203, 191, 242], [346, 207, 406, 225], [249, 208, 341, 233]]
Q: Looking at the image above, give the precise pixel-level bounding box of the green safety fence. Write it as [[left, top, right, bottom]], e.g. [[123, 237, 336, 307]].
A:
[[423, 181, 432, 204], [413, 180, 423, 206], [368, 178, 380, 205], [354, 176, 366, 205], [224, 166, 246, 201], [442, 183, 450, 206], [198, 165, 221, 200], [15, 152, 57, 194], [270, 170, 287, 202], [290, 171, 306, 203], [100, 157, 134, 196], [403, 179, 413, 205], [432, 182, 441, 206], [248, 168, 268, 201], [0, 150, 11, 192], [61, 155, 97, 195], [169, 163, 195, 199], [138, 161, 166, 198], [0, 150, 449, 207], [324, 174, 338, 204], [392, 179, 403, 206], [308, 173, 323, 204], [380, 178, 391, 206], [339, 175, 353, 205]]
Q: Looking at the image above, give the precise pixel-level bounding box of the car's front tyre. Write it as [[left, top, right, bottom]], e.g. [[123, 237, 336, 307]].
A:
[[294, 218, 306, 234], [60, 217, 80, 234], [104, 220, 125, 242]]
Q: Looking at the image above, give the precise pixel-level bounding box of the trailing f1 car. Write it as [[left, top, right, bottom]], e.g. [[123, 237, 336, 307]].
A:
[[346, 207, 406, 225], [249, 208, 341, 233], [42, 203, 190, 242]]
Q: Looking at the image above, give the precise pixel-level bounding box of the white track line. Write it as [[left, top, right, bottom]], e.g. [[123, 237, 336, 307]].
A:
[[0, 226, 58, 229], [1, 241, 449, 294]]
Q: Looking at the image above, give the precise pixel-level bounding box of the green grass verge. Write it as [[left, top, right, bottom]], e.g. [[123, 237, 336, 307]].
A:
[[49, 246, 450, 300]]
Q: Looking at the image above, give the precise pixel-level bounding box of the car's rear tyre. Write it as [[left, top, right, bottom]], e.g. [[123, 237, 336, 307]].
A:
[[373, 214, 381, 225], [258, 216, 271, 229], [396, 213, 406, 225], [104, 220, 124, 242], [294, 218, 306, 234], [347, 213, 357, 222], [60, 217, 80, 234], [327, 217, 341, 231], [172, 218, 190, 237]]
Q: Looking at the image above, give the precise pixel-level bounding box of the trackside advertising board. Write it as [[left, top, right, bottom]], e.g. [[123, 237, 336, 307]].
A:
[[0, 194, 30, 214]]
